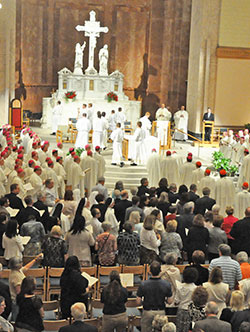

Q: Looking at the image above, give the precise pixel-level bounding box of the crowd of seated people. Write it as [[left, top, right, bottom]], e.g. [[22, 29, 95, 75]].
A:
[[0, 170, 250, 331]]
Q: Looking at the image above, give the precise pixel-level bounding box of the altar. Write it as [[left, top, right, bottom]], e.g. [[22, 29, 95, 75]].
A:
[[41, 10, 141, 129]]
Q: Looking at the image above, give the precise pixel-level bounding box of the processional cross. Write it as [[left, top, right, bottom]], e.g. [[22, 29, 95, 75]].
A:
[[76, 11, 109, 75]]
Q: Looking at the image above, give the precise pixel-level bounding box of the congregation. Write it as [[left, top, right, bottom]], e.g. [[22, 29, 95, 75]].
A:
[[0, 124, 250, 332]]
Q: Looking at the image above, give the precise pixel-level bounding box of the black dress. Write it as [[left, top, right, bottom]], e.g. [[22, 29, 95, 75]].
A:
[[15, 294, 44, 331], [60, 269, 89, 318]]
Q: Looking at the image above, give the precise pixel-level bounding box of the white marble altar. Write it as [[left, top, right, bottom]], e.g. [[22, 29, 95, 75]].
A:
[[41, 10, 141, 130]]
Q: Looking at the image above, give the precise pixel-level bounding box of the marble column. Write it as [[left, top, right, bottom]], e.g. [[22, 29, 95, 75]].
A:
[[186, 0, 221, 136], [0, 0, 16, 126]]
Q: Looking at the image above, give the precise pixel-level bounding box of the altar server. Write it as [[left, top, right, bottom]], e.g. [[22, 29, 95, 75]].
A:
[[146, 149, 161, 187], [234, 182, 250, 219], [51, 101, 63, 135], [75, 113, 91, 149], [110, 123, 124, 166], [108, 110, 117, 132], [155, 104, 171, 121], [140, 112, 152, 137], [132, 121, 146, 165], [92, 112, 104, 149], [115, 107, 126, 128], [215, 169, 235, 217], [161, 151, 180, 185], [173, 105, 188, 141]]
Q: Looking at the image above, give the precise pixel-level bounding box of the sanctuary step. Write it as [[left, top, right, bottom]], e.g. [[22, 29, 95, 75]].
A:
[[104, 163, 148, 192]]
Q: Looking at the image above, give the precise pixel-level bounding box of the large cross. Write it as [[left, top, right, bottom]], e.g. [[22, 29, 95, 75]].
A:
[[76, 10, 108, 74]]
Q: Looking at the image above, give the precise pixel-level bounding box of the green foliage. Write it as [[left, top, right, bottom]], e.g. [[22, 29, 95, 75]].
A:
[[212, 151, 239, 176], [244, 123, 250, 131], [75, 148, 85, 156]]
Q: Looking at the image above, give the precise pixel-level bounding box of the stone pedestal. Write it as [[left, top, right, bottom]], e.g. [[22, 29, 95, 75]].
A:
[[0, 0, 16, 126], [186, 0, 221, 136]]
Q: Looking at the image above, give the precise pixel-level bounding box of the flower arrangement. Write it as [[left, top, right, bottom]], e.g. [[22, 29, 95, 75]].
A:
[[212, 151, 238, 176], [107, 91, 118, 102], [65, 91, 77, 101]]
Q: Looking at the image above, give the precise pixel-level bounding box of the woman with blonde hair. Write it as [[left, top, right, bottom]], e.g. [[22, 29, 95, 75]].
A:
[[140, 215, 161, 264], [128, 210, 142, 236], [220, 290, 245, 323], [160, 219, 183, 262]]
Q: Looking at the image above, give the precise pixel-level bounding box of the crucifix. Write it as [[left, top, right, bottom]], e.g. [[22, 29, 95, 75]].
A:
[[76, 10, 109, 75]]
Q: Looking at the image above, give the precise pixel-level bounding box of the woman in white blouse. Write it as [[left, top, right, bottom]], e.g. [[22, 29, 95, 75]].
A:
[[2, 219, 24, 261], [140, 215, 161, 264]]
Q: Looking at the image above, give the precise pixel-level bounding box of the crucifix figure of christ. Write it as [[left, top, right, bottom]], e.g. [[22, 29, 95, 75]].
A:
[[75, 10, 109, 75]]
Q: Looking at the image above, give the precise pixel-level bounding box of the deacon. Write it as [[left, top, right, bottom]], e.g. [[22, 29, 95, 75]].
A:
[[110, 123, 124, 167], [155, 104, 171, 121], [139, 112, 152, 137], [174, 105, 188, 141], [132, 121, 146, 166], [92, 112, 104, 150], [51, 101, 63, 135], [75, 113, 91, 149], [146, 149, 161, 187], [202, 107, 215, 141]]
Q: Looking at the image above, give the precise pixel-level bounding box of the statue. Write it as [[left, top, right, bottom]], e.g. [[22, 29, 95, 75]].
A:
[[73, 42, 86, 75], [99, 44, 109, 76]]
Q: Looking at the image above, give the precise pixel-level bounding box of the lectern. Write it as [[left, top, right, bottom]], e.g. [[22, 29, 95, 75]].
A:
[[202, 121, 214, 143]]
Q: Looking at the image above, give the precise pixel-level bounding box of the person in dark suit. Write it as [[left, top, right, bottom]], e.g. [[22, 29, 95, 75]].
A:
[[59, 302, 97, 332], [168, 184, 178, 204], [114, 190, 132, 231], [194, 301, 232, 332], [90, 194, 111, 223], [188, 184, 200, 203], [202, 107, 215, 141], [33, 191, 49, 231], [0, 263, 12, 319], [16, 195, 41, 228], [230, 207, 250, 255], [137, 178, 150, 197], [194, 187, 216, 215], [5, 184, 24, 210]]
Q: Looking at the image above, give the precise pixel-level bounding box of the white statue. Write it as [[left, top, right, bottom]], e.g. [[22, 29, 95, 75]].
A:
[[73, 42, 86, 75], [75, 11, 109, 74], [99, 45, 109, 76]]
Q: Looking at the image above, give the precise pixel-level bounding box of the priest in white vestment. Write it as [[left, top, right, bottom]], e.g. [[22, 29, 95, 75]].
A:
[[81, 151, 98, 195], [29, 166, 43, 199], [173, 106, 188, 141], [54, 156, 66, 199], [146, 149, 162, 187], [72, 155, 85, 197], [198, 169, 216, 198], [115, 107, 126, 128], [238, 153, 250, 188], [155, 104, 171, 121], [0, 158, 7, 197], [161, 151, 180, 185], [215, 170, 236, 217], [179, 156, 196, 187], [57, 142, 66, 160], [191, 161, 205, 186], [12, 168, 27, 199], [93, 147, 106, 178], [234, 182, 250, 219], [75, 113, 91, 149], [92, 112, 104, 149], [51, 101, 63, 135], [139, 112, 152, 137], [110, 123, 124, 166], [64, 149, 75, 186]]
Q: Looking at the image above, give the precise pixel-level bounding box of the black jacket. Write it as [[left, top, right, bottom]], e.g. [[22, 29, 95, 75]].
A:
[[230, 217, 250, 255], [5, 193, 24, 210], [114, 199, 132, 229], [16, 206, 41, 227], [59, 321, 97, 332], [194, 196, 216, 215]]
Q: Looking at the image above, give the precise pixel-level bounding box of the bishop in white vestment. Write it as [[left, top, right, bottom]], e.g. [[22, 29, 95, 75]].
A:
[[234, 182, 250, 219]]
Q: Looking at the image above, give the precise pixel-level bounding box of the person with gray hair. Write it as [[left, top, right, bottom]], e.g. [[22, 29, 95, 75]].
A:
[[44, 178, 56, 207], [162, 322, 176, 332], [209, 244, 242, 289], [91, 176, 108, 200], [236, 251, 250, 279], [193, 301, 232, 332], [58, 302, 97, 332]]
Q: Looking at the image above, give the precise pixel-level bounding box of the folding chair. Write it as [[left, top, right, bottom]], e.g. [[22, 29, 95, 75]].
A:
[[81, 266, 97, 298], [47, 267, 64, 300], [43, 319, 69, 331], [126, 298, 141, 318], [97, 266, 122, 298], [43, 300, 60, 320], [89, 298, 104, 318], [84, 318, 102, 331], [25, 268, 47, 300], [0, 269, 10, 286], [121, 265, 146, 292], [128, 315, 141, 332]]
